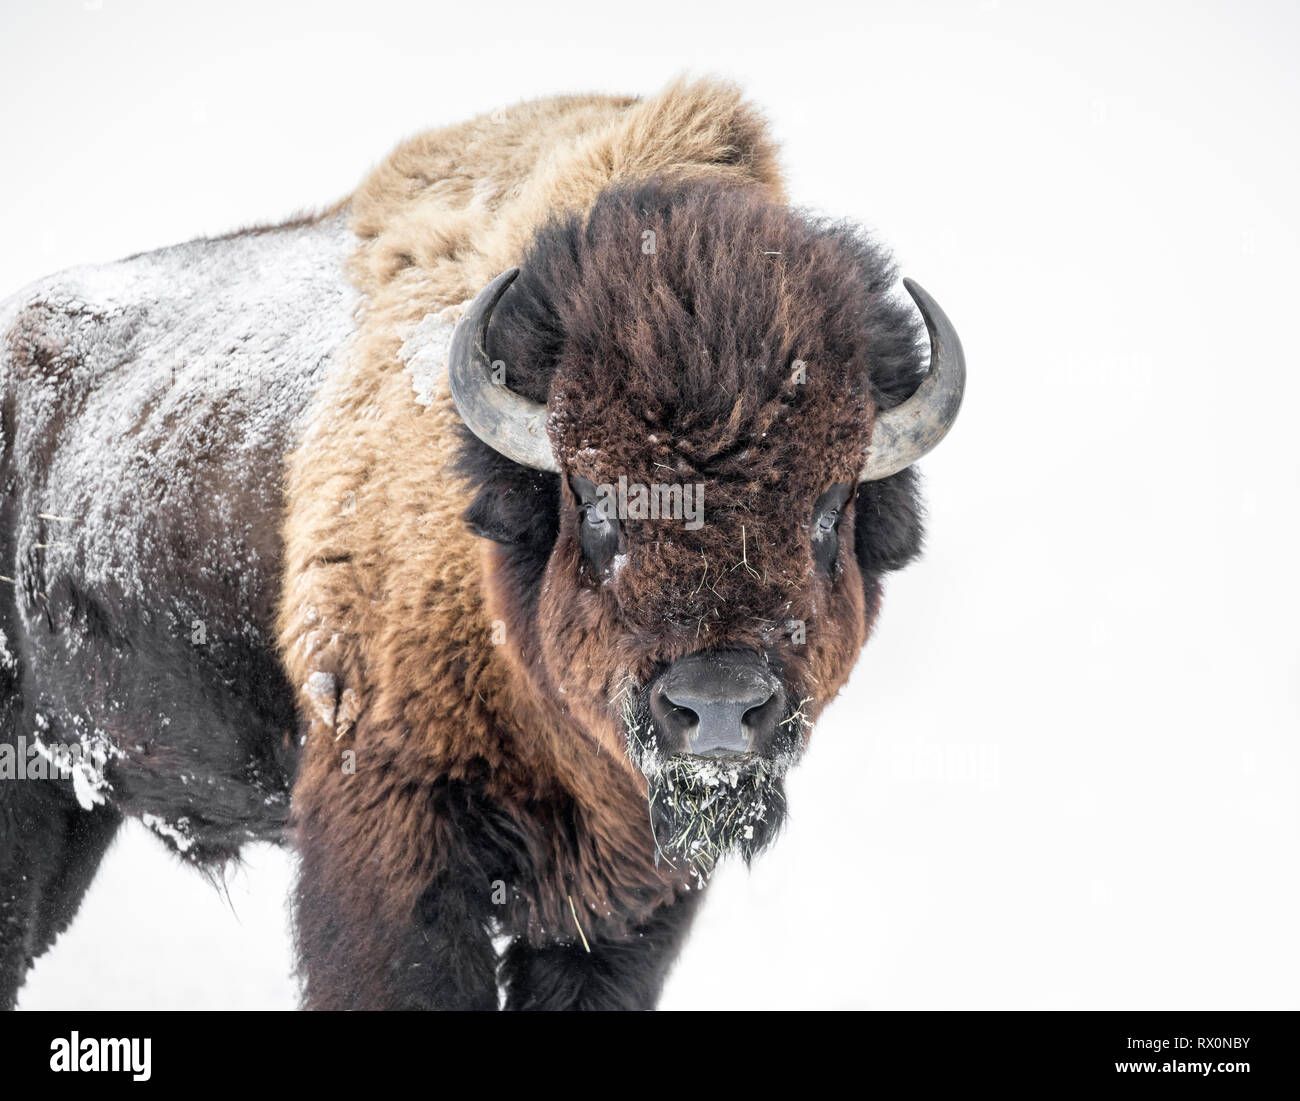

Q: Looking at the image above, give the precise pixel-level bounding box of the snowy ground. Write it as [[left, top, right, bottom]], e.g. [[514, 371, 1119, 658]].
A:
[[7, 0, 1300, 1009], [19, 830, 298, 1010]]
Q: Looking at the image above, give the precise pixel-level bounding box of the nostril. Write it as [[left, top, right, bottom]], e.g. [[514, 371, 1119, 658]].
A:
[[742, 691, 782, 737], [649, 682, 700, 751], [663, 703, 699, 736]]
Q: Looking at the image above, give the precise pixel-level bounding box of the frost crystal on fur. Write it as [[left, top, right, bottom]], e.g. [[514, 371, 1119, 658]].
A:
[[400, 309, 459, 408], [141, 813, 195, 854], [4, 212, 357, 609], [2, 211, 358, 878]]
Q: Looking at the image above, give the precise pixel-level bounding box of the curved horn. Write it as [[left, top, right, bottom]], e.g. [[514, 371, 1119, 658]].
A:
[[448, 267, 559, 473], [859, 278, 966, 481]]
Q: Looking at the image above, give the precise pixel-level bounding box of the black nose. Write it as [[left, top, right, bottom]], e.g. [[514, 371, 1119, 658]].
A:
[[649, 652, 785, 757]]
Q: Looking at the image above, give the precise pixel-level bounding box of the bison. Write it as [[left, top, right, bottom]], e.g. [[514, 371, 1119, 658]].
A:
[[0, 77, 963, 1010]]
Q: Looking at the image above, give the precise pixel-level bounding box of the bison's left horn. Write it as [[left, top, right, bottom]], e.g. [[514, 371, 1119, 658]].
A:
[[859, 279, 966, 481], [448, 267, 560, 473]]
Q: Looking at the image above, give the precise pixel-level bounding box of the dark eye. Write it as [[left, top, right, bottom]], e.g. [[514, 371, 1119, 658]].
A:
[[811, 485, 850, 574], [571, 476, 622, 574]]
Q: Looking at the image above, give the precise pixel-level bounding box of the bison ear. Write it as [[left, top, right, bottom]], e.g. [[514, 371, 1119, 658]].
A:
[[852, 466, 924, 577], [459, 435, 560, 548], [464, 471, 559, 546]]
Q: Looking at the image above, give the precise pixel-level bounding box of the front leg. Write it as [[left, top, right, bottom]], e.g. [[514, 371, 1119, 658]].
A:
[[295, 857, 499, 1011], [501, 890, 703, 1011], [291, 764, 501, 1010]]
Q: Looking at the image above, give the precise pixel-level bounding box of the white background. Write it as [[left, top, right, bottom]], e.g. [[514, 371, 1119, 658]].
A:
[[5, 0, 1297, 1009]]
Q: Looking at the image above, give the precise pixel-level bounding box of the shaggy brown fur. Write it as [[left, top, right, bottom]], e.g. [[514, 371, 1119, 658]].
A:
[[278, 78, 793, 1006]]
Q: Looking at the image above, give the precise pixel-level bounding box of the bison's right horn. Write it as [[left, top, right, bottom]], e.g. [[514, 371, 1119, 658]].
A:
[[448, 267, 560, 473]]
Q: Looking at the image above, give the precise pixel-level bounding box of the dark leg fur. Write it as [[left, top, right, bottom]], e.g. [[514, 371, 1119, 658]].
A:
[[31, 798, 122, 957], [0, 779, 121, 1009], [501, 889, 702, 1011], [387, 880, 499, 1010], [295, 859, 499, 1011]]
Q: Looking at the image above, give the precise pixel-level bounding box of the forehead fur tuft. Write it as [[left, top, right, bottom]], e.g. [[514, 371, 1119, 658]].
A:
[[487, 179, 924, 494]]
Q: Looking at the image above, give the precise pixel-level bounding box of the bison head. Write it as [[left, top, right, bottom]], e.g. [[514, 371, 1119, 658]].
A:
[[450, 181, 963, 877]]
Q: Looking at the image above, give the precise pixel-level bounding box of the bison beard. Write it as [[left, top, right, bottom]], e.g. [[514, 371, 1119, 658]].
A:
[[620, 680, 804, 877]]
